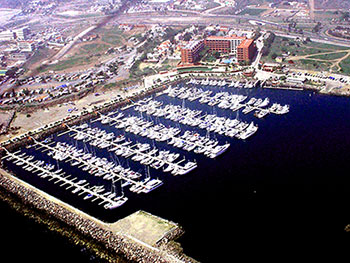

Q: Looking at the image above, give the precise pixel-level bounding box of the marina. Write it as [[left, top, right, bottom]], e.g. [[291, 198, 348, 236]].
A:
[[1, 80, 291, 219], [165, 84, 289, 118], [2, 77, 350, 263], [1, 149, 128, 209]]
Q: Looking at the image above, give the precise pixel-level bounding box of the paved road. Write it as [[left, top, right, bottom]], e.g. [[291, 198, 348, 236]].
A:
[[48, 25, 97, 64], [116, 11, 350, 47]]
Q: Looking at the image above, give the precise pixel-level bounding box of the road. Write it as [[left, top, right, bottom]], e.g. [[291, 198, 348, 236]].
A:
[[48, 25, 97, 64], [252, 34, 265, 70], [116, 10, 350, 47]]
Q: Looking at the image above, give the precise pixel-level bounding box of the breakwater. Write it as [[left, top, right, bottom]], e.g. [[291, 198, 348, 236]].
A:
[[0, 168, 197, 263], [0, 181, 127, 263], [0, 82, 198, 263]]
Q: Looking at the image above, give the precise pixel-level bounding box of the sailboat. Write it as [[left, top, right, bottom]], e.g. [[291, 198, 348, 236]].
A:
[[105, 180, 128, 209]]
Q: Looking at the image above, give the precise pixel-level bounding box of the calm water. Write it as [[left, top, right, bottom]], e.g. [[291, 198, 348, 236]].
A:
[[2, 84, 350, 261]]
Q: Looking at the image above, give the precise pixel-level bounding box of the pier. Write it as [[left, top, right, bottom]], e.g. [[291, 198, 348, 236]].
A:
[[2, 149, 127, 209], [31, 138, 157, 194], [0, 169, 194, 263], [97, 113, 231, 158], [66, 125, 197, 175], [263, 85, 303, 91]]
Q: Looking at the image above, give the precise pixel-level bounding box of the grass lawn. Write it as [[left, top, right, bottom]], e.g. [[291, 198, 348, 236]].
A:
[[24, 47, 55, 71], [338, 55, 350, 75], [308, 52, 348, 60], [43, 55, 93, 72], [99, 27, 124, 45], [296, 59, 333, 71], [80, 43, 110, 54], [263, 36, 350, 62], [38, 42, 112, 72], [314, 10, 342, 21], [177, 67, 212, 73]]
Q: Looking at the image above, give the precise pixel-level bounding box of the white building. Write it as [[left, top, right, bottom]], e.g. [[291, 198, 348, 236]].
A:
[[17, 41, 35, 52], [0, 31, 16, 41], [14, 27, 31, 40]]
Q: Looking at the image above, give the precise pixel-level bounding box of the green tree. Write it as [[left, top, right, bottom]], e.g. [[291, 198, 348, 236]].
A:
[[271, 53, 278, 60]]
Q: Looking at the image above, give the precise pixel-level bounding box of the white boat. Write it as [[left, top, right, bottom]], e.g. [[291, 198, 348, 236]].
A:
[[255, 109, 269, 119], [105, 196, 128, 209], [259, 98, 270, 108], [141, 179, 163, 193], [208, 143, 230, 158], [175, 161, 197, 175], [237, 122, 258, 140]]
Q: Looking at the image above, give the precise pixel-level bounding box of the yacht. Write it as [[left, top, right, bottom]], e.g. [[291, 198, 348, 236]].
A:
[[141, 179, 163, 193], [237, 122, 258, 140], [207, 143, 230, 158]]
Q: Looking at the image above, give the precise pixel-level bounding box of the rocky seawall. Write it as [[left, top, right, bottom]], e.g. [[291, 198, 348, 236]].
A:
[[0, 169, 198, 263], [0, 81, 198, 263]]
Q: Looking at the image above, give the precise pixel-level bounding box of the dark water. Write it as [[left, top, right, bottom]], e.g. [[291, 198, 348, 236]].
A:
[[2, 85, 350, 261], [0, 199, 99, 263]]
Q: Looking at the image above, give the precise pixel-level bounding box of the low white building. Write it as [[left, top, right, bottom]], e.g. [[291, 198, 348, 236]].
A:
[[17, 41, 35, 52], [286, 77, 306, 85], [0, 31, 16, 41]]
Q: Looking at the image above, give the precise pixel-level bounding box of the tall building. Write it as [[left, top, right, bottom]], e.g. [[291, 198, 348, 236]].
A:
[[181, 40, 204, 64], [236, 39, 257, 63], [204, 35, 246, 55]]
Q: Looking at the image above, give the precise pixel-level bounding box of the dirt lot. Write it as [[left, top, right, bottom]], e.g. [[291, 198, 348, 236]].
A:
[[0, 84, 145, 142]]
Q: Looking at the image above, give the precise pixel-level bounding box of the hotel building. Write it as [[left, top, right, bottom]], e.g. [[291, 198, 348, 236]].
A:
[[180, 40, 204, 64]]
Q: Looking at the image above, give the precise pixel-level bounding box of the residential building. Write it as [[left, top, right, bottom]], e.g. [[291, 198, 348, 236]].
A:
[[236, 39, 257, 62], [181, 40, 204, 64]]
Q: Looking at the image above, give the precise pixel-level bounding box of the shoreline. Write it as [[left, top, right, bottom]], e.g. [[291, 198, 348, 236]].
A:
[[0, 81, 197, 263], [0, 73, 347, 262], [0, 180, 128, 263], [0, 166, 196, 263]]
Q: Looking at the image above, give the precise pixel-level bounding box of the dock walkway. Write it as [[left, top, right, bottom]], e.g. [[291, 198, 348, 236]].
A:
[[32, 138, 149, 192], [67, 125, 191, 171], [2, 149, 121, 208]]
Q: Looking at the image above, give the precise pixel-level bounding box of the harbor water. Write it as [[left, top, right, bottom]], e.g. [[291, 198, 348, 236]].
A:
[[2, 83, 350, 261]]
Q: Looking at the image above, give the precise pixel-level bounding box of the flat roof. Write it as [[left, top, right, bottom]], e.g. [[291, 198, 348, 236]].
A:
[[183, 40, 203, 50], [109, 210, 179, 246], [237, 39, 254, 48], [206, 35, 246, 41]]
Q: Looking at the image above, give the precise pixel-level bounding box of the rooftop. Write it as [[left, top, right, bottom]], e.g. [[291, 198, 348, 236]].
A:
[[206, 35, 246, 41], [183, 40, 203, 50], [237, 39, 254, 48]]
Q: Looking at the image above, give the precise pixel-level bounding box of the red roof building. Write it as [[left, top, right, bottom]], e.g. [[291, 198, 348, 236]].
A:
[[181, 40, 204, 64], [236, 39, 257, 62], [204, 35, 246, 55]]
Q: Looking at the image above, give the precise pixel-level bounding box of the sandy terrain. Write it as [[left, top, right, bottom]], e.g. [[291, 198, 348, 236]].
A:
[[1, 85, 145, 142]]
